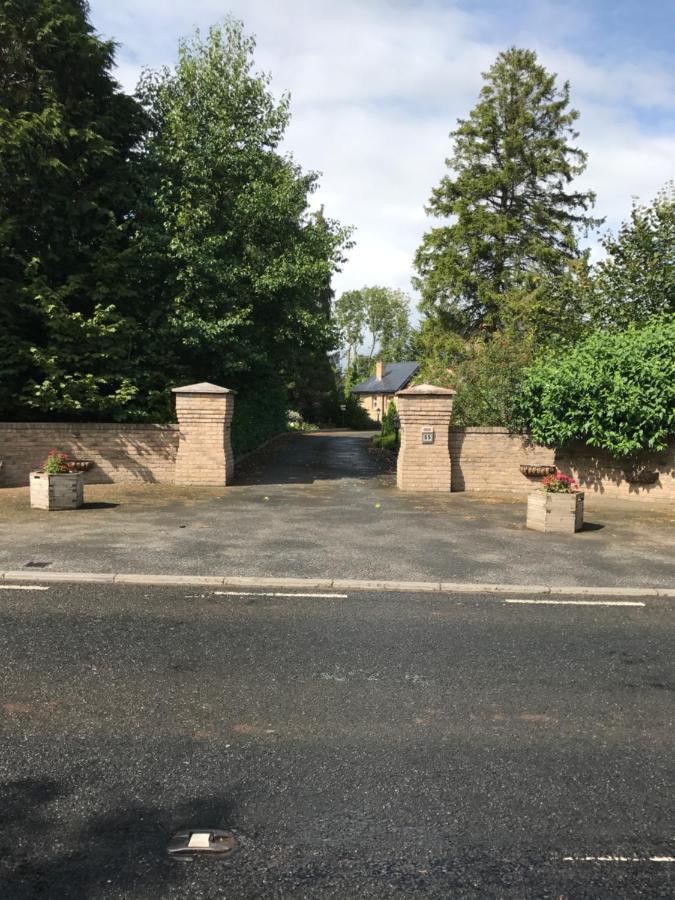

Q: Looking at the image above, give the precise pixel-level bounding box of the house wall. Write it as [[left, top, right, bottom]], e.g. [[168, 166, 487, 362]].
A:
[[356, 392, 397, 422], [449, 427, 674, 502], [0, 422, 179, 487]]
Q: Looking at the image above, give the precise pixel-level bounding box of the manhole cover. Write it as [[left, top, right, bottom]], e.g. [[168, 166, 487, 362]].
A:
[[167, 829, 237, 860]]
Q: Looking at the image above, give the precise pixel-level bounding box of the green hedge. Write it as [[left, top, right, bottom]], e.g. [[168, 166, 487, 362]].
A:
[[514, 315, 675, 457], [231, 385, 288, 458]]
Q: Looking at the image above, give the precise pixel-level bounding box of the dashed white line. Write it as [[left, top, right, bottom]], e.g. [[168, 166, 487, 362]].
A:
[[504, 599, 646, 607], [563, 855, 675, 863], [0, 584, 50, 591], [213, 591, 348, 599]]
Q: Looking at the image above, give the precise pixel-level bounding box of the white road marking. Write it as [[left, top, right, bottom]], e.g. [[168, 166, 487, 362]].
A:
[[563, 855, 675, 863], [504, 599, 646, 607], [0, 584, 50, 591], [213, 591, 348, 599]]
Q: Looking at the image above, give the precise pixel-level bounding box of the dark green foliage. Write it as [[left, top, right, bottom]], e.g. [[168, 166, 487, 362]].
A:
[[343, 394, 374, 430], [585, 185, 675, 329], [1, 11, 350, 442], [287, 353, 342, 425], [514, 316, 675, 457], [414, 47, 600, 339], [381, 400, 398, 436], [134, 22, 350, 404], [451, 334, 536, 427], [372, 431, 399, 451], [343, 356, 374, 395], [0, 0, 150, 419], [230, 381, 288, 458], [410, 322, 534, 428]]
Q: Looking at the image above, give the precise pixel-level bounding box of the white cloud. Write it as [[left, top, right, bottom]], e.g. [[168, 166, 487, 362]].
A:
[[90, 0, 675, 306]]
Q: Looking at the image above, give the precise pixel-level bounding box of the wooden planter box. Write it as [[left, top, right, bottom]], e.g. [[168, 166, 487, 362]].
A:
[[30, 471, 84, 510], [527, 490, 584, 534]]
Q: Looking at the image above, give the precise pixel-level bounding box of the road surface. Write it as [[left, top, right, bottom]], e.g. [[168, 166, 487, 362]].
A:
[[0, 581, 673, 897]]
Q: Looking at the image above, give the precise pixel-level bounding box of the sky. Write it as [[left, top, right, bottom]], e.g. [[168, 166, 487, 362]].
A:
[[89, 0, 675, 306]]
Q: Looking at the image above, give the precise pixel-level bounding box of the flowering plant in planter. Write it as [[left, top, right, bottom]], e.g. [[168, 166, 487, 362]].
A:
[[542, 472, 578, 493], [31, 450, 83, 510], [41, 450, 72, 474]]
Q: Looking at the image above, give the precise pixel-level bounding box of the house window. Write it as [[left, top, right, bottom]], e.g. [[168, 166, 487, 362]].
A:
[[372, 397, 377, 409]]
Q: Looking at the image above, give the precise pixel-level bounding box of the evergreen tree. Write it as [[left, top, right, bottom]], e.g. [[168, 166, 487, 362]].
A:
[[414, 48, 601, 337], [0, 0, 149, 419]]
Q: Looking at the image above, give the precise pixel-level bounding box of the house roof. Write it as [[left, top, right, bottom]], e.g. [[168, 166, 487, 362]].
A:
[[350, 362, 420, 395]]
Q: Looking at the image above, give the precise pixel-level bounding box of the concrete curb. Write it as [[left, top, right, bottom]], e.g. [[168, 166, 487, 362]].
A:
[[0, 570, 672, 597]]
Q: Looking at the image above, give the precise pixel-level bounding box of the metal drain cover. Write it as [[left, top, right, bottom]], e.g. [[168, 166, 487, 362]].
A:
[[168, 828, 237, 860]]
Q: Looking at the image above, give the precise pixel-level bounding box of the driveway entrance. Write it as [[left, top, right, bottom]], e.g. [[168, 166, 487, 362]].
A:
[[0, 430, 673, 589], [234, 430, 386, 486]]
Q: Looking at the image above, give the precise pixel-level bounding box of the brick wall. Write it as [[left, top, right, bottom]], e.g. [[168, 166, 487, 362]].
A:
[[0, 423, 178, 487], [450, 427, 555, 493], [450, 427, 675, 502], [556, 442, 675, 503]]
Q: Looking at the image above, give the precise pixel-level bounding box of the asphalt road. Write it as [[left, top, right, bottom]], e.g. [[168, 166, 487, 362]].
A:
[[0, 582, 673, 898]]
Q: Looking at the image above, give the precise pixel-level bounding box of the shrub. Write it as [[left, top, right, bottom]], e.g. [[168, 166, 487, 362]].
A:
[[514, 316, 675, 457], [372, 432, 399, 451], [381, 400, 398, 437]]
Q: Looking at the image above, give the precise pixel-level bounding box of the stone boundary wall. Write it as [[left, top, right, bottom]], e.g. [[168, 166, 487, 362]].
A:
[[0, 423, 179, 487], [450, 427, 674, 502]]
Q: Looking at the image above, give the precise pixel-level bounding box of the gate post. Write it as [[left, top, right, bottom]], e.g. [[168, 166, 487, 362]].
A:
[[172, 382, 235, 486], [395, 383, 456, 492]]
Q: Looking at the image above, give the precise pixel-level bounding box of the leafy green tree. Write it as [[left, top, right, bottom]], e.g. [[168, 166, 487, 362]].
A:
[[414, 47, 601, 338], [514, 316, 675, 457], [135, 22, 350, 412], [585, 184, 675, 328], [334, 285, 410, 366], [0, 0, 149, 419]]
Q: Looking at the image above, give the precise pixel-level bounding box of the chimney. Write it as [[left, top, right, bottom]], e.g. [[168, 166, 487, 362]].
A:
[[375, 359, 385, 380]]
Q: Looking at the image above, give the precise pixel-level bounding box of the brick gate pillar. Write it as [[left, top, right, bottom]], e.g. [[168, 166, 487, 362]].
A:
[[172, 382, 235, 486], [395, 383, 456, 492]]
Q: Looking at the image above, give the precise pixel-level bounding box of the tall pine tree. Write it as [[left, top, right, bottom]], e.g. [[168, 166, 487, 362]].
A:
[[414, 48, 601, 338], [0, 0, 148, 419]]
